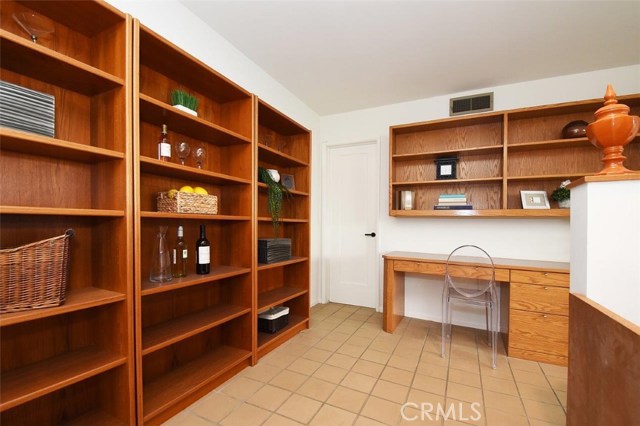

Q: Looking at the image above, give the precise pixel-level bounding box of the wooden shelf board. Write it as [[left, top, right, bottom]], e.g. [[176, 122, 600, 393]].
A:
[[0, 30, 124, 96], [392, 177, 503, 186], [258, 315, 308, 352], [257, 217, 309, 223], [141, 211, 251, 221], [142, 345, 251, 422], [258, 256, 308, 271], [258, 100, 310, 136], [141, 265, 251, 296], [142, 305, 250, 355], [0, 287, 125, 327], [0, 128, 124, 162], [392, 144, 503, 161], [139, 25, 251, 104], [0, 348, 126, 412], [63, 410, 126, 426], [139, 94, 251, 146], [507, 137, 591, 152], [0, 206, 125, 217], [391, 112, 504, 134], [257, 182, 309, 197], [258, 287, 308, 311], [391, 209, 570, 218], [140, 157, 251, 185], [258, 144, 308, 167], [507, 173, 591, 182]]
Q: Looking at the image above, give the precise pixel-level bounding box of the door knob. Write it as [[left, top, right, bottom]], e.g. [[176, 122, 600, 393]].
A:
[[364, 232, 376, 237]]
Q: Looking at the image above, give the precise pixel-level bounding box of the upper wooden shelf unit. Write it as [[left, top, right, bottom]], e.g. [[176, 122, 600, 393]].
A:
[[389, 94, 640, 217]]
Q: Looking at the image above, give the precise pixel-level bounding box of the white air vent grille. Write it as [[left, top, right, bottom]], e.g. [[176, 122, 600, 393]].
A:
[[450, 92, 493, 116]]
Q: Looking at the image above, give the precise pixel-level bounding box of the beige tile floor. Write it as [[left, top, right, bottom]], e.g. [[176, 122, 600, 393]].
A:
[[164, 303, 568, 426]]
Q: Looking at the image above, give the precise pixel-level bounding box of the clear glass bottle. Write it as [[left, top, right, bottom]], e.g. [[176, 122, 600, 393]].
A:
[[158, 124, 171, 161], [150, 226, 173, 282], [172, 225, 187, 278]]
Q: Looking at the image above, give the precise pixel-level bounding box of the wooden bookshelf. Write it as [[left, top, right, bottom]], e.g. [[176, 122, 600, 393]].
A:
[[255, 99, 311, 360], [132, 21, 254, 425], [0, 1, 134, 424], [389, 95, 640, 217]]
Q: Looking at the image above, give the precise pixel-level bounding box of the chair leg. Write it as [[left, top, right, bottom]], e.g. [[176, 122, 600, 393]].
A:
[[441, 294, 447, 358], [485, 304, 491, 347]]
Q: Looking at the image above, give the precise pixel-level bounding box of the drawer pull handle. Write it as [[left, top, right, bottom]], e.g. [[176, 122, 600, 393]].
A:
[[543, 315, 548, 318], [544, 272, 549, 276], [544, 286, 548, 290]]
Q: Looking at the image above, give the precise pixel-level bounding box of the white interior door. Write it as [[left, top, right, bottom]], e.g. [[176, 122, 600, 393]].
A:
[[325, 141, 379, 308]]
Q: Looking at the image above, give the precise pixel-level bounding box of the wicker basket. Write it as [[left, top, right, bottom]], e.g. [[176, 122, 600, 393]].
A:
[[0, 229, 74, 313], [157, 191, 218, 215]]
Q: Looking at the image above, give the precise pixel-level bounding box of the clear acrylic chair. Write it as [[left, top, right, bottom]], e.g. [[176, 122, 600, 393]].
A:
[[441, 245, 499, 369]]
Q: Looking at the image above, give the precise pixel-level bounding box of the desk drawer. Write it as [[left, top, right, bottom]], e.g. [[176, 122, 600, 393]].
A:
[[511, 270, 569, 287], [509, 310, 568, 358], [394, 260, 509, 281], [394, 260, 445, 275], [510, 282, 568, 315]]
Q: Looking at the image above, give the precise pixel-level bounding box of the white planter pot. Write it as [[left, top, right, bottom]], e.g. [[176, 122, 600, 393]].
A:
[[558, 199, 570, 209], [172, 104, 198, 117]]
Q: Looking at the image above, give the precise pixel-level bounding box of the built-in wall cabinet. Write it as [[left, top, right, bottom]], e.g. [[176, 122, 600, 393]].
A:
[[390, 95, 640, 217]]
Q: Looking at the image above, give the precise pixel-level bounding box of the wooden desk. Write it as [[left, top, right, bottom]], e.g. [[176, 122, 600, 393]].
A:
[[383, 251, 570, 365]]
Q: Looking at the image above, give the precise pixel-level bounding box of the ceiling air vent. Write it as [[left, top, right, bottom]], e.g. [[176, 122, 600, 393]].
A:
[[449, 92, 493, 116]]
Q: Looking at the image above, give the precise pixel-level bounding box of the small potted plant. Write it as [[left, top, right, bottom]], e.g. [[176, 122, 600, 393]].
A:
[[170, 89, 199, 117], [551, 180, 571, 208]]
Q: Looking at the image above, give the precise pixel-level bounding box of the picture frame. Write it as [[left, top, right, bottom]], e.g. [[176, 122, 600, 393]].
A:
[[435, 157, 458, 180], [520, 190, 550, 209], [281, 174, 295, 190]]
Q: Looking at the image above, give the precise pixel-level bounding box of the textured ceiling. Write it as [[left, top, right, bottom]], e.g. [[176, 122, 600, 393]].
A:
[[182, 1, 640, 116]]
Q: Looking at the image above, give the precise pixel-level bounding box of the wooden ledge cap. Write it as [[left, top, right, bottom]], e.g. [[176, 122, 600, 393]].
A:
[[568, 173, 640, 189]]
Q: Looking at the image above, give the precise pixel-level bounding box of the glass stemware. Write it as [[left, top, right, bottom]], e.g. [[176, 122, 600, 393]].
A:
[[13, 12, 54, 44], [193, 145, 206, 169], [175, 140, 191, 165]]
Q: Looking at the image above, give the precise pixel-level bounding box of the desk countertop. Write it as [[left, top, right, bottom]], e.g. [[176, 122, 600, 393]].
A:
[[383, 251, 570, 273]]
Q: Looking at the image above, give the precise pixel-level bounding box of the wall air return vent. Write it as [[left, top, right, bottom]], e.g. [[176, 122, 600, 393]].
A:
[[449, 92, 493, 116]]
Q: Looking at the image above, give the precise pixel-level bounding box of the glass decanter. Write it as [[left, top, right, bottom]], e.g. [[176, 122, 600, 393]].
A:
[[149, 226, 173, 283]]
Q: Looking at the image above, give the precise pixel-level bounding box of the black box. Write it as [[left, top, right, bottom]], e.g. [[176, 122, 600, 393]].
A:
[[258, 306, 289, 333], [258, 238, 291, 264]]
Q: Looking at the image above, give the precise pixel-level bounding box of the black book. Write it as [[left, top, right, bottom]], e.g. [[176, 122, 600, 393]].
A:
[[433, 205, 473, 210]]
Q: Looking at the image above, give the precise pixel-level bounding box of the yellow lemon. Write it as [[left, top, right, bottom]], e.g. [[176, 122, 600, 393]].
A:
[[179, 185, 194, 193], [168, 189, 178, 199], [193, 186, 208, 195]]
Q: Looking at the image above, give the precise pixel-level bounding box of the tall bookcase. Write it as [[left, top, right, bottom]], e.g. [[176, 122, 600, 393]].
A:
[[132, 22, 255, 425], [389, 95, 640, 217], [255, 99, 311, 359], [0, 1, 134, 424]]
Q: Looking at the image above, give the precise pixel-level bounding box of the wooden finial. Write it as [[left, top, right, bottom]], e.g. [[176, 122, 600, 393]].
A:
[[604, 84, 618, 106]]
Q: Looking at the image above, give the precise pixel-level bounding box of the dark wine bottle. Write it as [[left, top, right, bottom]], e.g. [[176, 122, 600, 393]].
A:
[[195, 224, 210, 274]]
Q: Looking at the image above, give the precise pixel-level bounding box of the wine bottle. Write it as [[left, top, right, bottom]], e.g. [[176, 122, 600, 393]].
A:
[[195, 224, 210, 274], [172, 225, 187, 278], [158, 124, 171, 161]]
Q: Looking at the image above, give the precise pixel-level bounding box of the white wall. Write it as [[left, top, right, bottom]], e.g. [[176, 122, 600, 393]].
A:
[[104, 0, 324, 304], [571, 180, 640, 326], [318, 65, 640, 328]]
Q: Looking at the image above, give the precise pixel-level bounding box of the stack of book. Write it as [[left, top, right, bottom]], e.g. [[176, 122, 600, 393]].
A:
[[434, 193, 473, 210]]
